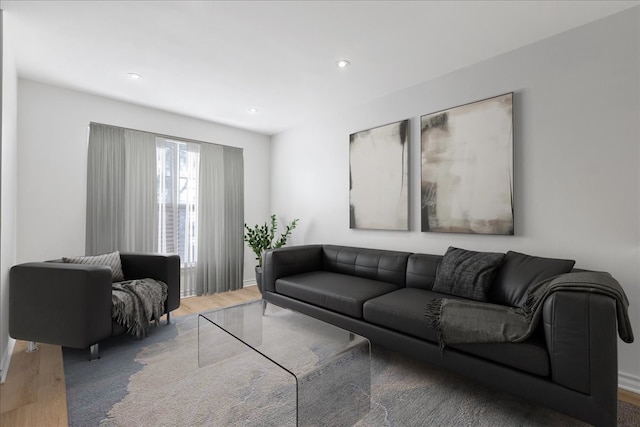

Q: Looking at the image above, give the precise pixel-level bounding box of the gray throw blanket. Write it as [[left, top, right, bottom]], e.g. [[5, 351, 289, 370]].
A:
[[424, 271, 634, 349], [112, 278, 168, 338]]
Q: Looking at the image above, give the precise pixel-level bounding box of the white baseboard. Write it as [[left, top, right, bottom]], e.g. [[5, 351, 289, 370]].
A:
[[0, 337, 16, 384], [619, 371, 640, 394], [242, 280, 257, 288]]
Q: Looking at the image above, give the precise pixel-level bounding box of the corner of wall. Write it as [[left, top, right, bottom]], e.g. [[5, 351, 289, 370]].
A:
[[0, 337, 15, 383], [0, 7, 19, 385]]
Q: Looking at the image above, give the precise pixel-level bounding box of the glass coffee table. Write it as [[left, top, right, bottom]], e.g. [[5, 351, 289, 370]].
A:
[[198, 299, 371, 426]]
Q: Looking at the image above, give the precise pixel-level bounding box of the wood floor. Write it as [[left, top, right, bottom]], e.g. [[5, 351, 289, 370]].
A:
[[1, 284, 638, 426], [0, 286, 261, 427]]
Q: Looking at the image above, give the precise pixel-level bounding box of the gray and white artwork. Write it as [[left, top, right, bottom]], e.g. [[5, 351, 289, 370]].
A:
[[350, 120, 409, 230], [421, 93, 514, 235]]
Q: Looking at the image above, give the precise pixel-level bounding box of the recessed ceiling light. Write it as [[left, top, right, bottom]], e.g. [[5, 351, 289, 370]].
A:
[[248, 108, 259, 113], [337, 59, 350, 68], [127, 73, 143, 80]]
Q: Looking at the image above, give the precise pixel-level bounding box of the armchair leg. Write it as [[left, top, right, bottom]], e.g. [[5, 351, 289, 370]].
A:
[[27, 341, 38, 353], [89, 344, 100, 361], [262, 299, 268, 316], [166, 311, 171, 325]]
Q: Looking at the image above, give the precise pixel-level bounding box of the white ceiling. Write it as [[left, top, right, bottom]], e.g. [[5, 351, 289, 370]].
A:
[[2, 1, 638, 135]]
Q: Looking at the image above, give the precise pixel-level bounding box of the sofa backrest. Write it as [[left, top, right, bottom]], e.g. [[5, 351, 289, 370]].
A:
[[405, 250, 577, 307], [488, 251, 576, 307], [322, 245, 411, 287], [405, 253, 442, 290]]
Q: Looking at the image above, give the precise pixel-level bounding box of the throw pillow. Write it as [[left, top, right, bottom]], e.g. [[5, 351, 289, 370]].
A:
[[432, 247, 505, 302], [63, 250, 125, 282], [488, 251, 576, 308]]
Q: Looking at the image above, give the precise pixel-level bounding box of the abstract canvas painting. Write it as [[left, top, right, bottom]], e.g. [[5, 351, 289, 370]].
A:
[[350, 120, 409, 230], [421, 93, 514, 235]]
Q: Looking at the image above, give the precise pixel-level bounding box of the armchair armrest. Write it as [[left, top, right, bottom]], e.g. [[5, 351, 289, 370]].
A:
[[543, 291, 618, 426], [9, 262, 113, 349], [120, 252, 181, 313], [263, 245, 323, 293]]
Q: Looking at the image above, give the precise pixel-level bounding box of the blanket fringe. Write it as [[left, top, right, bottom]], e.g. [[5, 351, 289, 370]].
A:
[[424, 298, 446, 353], [523, 292, 537, 322], [112, 279, 167, 338]]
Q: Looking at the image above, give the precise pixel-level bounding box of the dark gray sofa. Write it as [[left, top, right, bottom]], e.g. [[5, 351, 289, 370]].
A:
[[9, 252, 180, 359], [262, 244, 621, 427]]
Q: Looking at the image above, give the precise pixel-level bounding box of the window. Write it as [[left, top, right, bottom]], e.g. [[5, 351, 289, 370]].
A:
[[86, 123, 244, 298], [157, 138, 200, 295]]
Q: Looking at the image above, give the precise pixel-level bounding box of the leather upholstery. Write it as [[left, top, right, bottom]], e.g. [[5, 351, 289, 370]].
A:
[[261, 244, 622, 427], [265, 289, 618, 427], [276, 271, 398, 318], [405, 253, 441, 290], [543, 292, 617, 394], [489, 251, 575, 307], [452, 332, 549, 377], [263, 245, 323, 293], [364, 288, 550, 376], [363, 288, 447, 342], [120, 252, 181, 312], [10, 262, 113, 349], [9, 253, 181, 349], [322, 245, 411, 287]]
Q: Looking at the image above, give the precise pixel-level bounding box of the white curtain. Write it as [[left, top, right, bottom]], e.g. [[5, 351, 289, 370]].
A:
[[123, 129, 157, 252], [86, 123, 125, 255], [87, 123, 245, 297], [86, 124, 157, 255], [196, 144, 244, 295]]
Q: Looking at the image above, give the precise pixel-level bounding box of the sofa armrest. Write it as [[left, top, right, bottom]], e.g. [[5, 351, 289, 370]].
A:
[[263, 245, 323, 293], [543, 291, 618, 424], [120, 252, 181, 312], [9, 262, 113, 348]]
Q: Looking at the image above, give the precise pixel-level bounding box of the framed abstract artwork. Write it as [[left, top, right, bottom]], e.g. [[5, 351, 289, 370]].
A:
[[420, 93, 514, 235], [350, 119, 409, 230]]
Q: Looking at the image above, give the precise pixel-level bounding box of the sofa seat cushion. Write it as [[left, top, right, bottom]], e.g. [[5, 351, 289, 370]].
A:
[[363, 288, 549, 376], [363, 288, 454, 342], [275, 271, 399, 318], [451, 331, 549, 376]]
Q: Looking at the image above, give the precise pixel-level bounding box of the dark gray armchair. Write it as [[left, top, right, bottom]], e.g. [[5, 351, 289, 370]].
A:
[[9, 252, 180, 359]]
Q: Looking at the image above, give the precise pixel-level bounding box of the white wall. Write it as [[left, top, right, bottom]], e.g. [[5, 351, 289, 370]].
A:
[[1, 9, 18, 382], [271, 8, 640, 389], [16, 79, 271, 284]]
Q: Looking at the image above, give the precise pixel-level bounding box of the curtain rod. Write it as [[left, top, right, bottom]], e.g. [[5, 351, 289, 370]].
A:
[[89, 121, 243, 152]]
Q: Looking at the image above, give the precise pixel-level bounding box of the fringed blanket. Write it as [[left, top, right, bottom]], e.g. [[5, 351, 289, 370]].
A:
[[424, 271, 634, 349], [112, 278, 168, 338]]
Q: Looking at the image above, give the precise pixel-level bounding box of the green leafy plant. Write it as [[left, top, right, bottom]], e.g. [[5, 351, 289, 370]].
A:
[[244, 214, 299, 267]]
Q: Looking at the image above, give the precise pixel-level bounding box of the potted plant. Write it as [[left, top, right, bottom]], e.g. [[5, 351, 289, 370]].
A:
[[244, 214, 299, 292]]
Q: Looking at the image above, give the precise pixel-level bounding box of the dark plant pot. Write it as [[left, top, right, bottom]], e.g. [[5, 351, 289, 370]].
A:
[[255, 266, 263, 293]]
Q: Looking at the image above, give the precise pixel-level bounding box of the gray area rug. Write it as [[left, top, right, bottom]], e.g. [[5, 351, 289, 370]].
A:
[[64, 312, 640, 427]]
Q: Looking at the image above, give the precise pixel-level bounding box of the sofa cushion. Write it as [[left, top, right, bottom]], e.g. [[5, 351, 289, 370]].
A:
[[405, 253, 442, 290], [63, 250, 124, 282], [363, 288, 451, 342], [489, 251, 576, 308], [452, 331, 550, 377], [275, 271, 399, 318], [363, 288, 550, 376], [432, 247, 504, 301], [322, 245, 411, 287]]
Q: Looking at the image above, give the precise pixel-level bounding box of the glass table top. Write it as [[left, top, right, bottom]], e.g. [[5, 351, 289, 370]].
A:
[[198, 299, 371, 426]]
